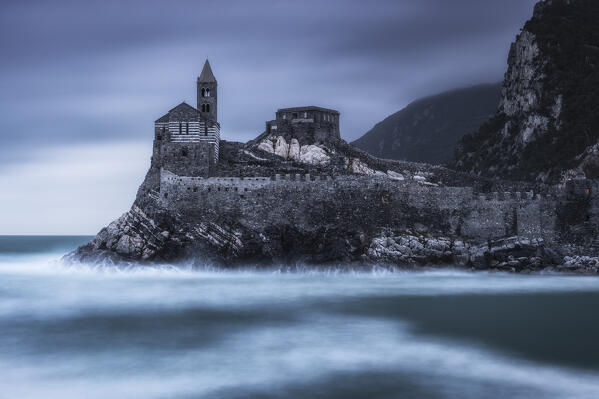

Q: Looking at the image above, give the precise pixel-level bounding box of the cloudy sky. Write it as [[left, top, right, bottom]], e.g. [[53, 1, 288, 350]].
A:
[[0, 0, 537, 234]]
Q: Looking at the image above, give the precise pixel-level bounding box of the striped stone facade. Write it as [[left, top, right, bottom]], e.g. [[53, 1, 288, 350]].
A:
[[153, 60, 220, 177]]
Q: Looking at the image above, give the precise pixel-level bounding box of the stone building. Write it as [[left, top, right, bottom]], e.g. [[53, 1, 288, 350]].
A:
[[266, 106, 340, 143], [153, 59, 221, 177]]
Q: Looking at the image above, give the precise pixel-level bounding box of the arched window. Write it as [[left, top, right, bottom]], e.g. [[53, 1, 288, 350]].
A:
[[206, 104, 210, 112], [186, 122, 189, 134], [201, 88, 205, 97], [182, 148, 188, 157], [201, 104, 206, 112], [179, 122, 182, 134], [205, 88, 211, 97]]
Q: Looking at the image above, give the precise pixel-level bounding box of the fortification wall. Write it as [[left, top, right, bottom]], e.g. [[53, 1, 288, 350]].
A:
[[160, 141, 214, 177], [159, 170, 565, 243]]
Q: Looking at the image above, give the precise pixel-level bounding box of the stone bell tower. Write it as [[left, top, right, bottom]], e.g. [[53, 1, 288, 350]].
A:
[[197, 59, 218, 122]]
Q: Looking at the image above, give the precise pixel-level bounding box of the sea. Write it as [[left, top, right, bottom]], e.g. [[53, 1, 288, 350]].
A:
[[1, 235, 599, 399]]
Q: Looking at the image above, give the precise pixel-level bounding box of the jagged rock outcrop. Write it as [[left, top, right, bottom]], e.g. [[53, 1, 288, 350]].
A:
[[364, 231, 595, 273], [453, 0, 599, 182], [257, 136, 332, 165]]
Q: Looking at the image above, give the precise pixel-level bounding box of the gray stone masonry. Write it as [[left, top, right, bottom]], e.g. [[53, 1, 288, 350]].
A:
[[155, 169, 598, 247]]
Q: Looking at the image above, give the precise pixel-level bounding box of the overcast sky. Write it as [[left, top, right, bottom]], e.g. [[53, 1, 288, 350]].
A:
[[0, 0, 538, 234]]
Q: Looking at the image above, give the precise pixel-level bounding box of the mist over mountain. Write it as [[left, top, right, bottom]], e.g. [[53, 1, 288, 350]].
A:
[[452, 0, 599, 182], [352, 83, 501, 164]]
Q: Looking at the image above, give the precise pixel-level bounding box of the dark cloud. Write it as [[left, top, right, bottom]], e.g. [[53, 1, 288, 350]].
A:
[[0, 0, 538, 167]]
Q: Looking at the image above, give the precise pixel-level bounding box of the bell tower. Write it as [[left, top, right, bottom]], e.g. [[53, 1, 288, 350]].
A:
[[197, 59, 218, 122]]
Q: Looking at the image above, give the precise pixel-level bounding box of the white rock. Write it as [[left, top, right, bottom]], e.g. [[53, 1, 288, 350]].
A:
[[257, 140, 274, 154], [256, 136, 330, 165], [387, 170, 405, 181], [274, 136, 290, 158], [299, 145, 331, 165], [347, 158, 377, 175], [289, 139, 301, 161]]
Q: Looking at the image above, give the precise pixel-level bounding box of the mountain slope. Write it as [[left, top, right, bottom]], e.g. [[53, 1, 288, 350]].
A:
[[452, 0, 599, 182], [352, 83, 501, 164]]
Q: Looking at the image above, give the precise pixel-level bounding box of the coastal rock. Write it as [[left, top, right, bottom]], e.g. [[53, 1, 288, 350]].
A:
[[288, 139, 301, 161], [299, 145, 330, 165], [557, 256, 599, 274], [274, 136, 290, 158], [257, 136, 331, 165], [364, 232, 570, 272], [346, 157, 377, 175]]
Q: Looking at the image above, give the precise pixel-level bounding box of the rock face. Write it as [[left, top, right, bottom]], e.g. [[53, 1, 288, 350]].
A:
[[258, 136, 331, 165], [453, 0, 599, 182], [365, 232, 556, 272], [353, 84, 501, 164]]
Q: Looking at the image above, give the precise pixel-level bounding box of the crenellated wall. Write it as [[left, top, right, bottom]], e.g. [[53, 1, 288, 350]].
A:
[[155, 169, 595, 245]]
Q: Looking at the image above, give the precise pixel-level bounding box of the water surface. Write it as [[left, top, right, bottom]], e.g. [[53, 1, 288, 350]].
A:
[[1, 236, 599, 399]]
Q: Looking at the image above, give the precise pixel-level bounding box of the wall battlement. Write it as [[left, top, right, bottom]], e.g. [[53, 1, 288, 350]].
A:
[[159, 169, 569, 203], [156, 170, 598, 246]]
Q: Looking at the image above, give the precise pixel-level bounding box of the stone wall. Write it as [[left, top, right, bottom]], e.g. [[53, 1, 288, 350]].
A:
[[158, 169, 573, 244], [160, 141, 215, 177], [265, 119, 339, 145]]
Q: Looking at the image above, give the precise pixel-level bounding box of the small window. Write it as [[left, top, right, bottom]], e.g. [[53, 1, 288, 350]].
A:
[[201, 104, 205, 112], [303, 112, 307, 118], [182, 148, 188, 157], [186, 122, 189, 134], [292, 113, 298, 119], [205, 88, 210, 97], [206, 104, 210, 112], [179, 122, 182, 134], [201, 88, 205, 97], [586, 188, 591, 195], [283, 114, 287, 119]]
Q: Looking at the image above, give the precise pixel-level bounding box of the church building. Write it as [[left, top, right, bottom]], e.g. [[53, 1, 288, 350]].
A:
[[153, 60, 221, 177]]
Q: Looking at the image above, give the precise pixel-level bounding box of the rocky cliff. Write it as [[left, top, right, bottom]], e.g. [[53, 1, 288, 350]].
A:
[[353, 84, 501, 164], [67, 127, 599, 273], [453, 0, 599, 182]]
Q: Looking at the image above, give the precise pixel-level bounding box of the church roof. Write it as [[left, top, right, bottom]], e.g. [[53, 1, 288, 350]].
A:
[[155, 102, 200, 123], [198, 59, 217, 83]]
